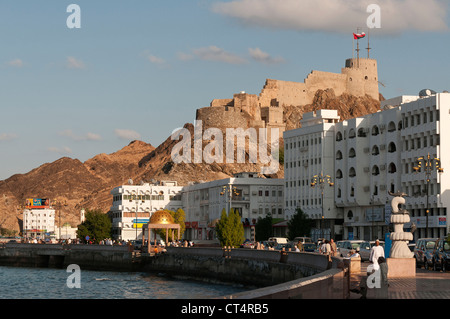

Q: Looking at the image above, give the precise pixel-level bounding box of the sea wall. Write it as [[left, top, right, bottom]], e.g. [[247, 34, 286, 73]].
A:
[[0, 244, 349, 298]]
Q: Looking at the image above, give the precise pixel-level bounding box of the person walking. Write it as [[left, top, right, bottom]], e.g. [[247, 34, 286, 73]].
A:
[[369, 239, 385, 270], [330, 239, 337, 257]]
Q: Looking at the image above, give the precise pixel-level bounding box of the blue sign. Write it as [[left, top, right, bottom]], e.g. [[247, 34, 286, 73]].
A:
[[85, 235, 90, 241]]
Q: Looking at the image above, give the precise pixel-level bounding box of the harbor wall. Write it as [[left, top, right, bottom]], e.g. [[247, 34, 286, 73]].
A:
[[0, 244, 349, 298]]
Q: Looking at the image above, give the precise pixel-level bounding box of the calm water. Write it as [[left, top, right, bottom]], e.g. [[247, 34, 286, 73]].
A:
[[0, 266, 247, 299]]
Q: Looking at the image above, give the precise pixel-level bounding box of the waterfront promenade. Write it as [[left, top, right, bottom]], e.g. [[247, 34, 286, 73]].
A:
[[350, 261, 450, 299]]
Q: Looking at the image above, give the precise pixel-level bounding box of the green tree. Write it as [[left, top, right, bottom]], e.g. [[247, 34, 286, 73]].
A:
[[77, 209, 111, 243], [255, 214, 273, 242], [216, 208, 244, 248], [287, 208, 314, 241], [156, 208, 186, 242]]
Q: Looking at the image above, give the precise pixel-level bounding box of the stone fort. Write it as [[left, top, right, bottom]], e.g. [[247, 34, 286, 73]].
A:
[[196, 57, 379, 133]]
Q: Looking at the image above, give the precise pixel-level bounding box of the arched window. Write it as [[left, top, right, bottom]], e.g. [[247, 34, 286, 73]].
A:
[[372, 165, 380, 176], [388, 142, 397, 153], [388, 121, 396, 132], [349, 129, 356, 139], [349, 148, 356, 158], [349, 167, 356, 177], [336, 169, 343, 179], [388, 163, 397, 174], [347, 210, 353, 219], [336, 131, 343, 141], [357, 128, 367, 137], [372, 125, 379, 136], [336, 150, 343, 160], [372, 145, 380, 155]]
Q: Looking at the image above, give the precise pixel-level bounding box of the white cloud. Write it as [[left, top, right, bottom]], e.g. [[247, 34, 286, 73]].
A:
[[66, 56, 86, 69], [47, 146, 73, 155], [191, 46, 247, 64], [146, 54, 165, 65], [211, 0, 449, 34], [114, 129, 141, 140], [249, 48, 285, 64], [0, 133, 18, 141], [7, 59, 24, 68], [60, 129, 102, 141]]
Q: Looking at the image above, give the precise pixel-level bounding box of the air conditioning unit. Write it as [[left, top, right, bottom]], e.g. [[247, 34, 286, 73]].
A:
[[364, 147, 370, 153]]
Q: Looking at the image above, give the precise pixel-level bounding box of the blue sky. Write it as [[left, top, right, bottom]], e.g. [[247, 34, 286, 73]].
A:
[[0, 0, 449, 180]]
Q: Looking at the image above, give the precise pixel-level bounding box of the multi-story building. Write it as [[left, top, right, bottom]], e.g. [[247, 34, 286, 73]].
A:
[[23, 198, 56, 240], [283, 110, 342, 241], [181, 172, 284, 241], [109, 181, 183, 241], [284, 92, 450, 242]]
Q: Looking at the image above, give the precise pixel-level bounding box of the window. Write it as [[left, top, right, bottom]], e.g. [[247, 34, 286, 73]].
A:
[[372, 145, 380, 155], [336, 150, 343, 160], [349, 167, 356, 177], [358, 128, 367, 137], [372, 125, 379, 136], [388, 163, 397, 174], [372, 165, 380, 176], [349, 129, 356, 139], [336, 132, 343, 141], [336, 169, 343, 179], [388, 121, 396, 132], [388, 142, 396, 153], [349, 148, 356, 158]]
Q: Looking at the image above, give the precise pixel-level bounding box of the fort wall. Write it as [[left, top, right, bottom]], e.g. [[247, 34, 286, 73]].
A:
[[197, 57, 380, 133]]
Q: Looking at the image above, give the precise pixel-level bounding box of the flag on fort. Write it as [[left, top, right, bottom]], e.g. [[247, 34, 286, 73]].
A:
[[353, 32, 366, 39]]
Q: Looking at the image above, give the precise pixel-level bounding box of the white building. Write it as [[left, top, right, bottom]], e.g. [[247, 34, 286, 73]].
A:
[[109, 181, 183, 241], [181, 172, 284, 241], [284, 92, 450, 242], [283, 110, 341, 241], [23, 198, 56, 239]]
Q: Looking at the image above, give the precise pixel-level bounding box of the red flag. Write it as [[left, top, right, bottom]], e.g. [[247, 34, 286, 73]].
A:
[[353, 32, 366, 39]]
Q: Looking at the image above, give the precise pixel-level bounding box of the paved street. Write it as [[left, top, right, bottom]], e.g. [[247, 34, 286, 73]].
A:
[[350, 261, 450, 299]]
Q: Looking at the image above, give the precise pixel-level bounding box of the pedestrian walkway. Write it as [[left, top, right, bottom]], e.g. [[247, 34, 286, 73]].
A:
[[350, 261, 450, 299]]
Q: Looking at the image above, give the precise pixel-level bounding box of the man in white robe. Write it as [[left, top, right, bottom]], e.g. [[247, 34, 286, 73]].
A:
[[369, 239, 385, 270]]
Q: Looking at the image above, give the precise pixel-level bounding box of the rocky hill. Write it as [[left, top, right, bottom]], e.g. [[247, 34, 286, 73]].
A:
[[0, 90, 382, 234]]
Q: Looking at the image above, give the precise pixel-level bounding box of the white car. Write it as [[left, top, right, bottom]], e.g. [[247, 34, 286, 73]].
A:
[[337, 240, 365, 257]]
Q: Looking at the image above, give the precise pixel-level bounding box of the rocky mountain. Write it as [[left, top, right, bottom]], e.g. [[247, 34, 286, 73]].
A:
[[0, 90, 382, 233]]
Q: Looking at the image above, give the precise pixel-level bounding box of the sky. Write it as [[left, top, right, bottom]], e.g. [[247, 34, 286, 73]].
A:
[[0, 0, 449, 180]]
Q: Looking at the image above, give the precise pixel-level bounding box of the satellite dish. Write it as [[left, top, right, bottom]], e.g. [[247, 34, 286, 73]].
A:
[[419, 89, 436, 97], [128, 178, 134, 185]]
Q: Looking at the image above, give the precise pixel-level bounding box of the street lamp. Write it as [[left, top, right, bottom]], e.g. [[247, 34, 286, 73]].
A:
[[310, 172, 334, 240], [220, 184, 238, 214], [413, 153, 444, 237]]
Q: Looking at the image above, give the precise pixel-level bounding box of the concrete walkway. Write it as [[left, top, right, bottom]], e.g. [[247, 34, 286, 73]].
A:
[[350, 261, 450, 299]]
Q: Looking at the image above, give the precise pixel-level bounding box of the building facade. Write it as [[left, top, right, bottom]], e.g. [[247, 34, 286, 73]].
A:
[[22, 198, 56, 240], [283, 110, 342, 241], [109, 181, 183, 241], [284, 92, 450, 242], [181, 172, 284, 241]]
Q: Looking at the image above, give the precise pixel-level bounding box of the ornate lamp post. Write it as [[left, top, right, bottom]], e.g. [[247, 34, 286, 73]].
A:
[[413, 153, 444, 237], [220, 184, 238, 214], [310, 173, 334, 240]]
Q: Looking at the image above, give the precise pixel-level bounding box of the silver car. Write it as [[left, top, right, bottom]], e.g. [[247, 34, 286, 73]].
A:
[[337, 240, 365, 257], [359, 241, 385, 261]]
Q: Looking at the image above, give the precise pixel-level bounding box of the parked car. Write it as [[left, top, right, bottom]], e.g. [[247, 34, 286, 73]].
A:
[[303, 243, 317, 252], [432, 238, 450, 272], [292, 237, 313, 245], [268, 237, 288, 245], [337, 240, 365, 257], [241, 239, 254, 249], [359, 241, 385, 261], [414, 238, 438, 269]]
